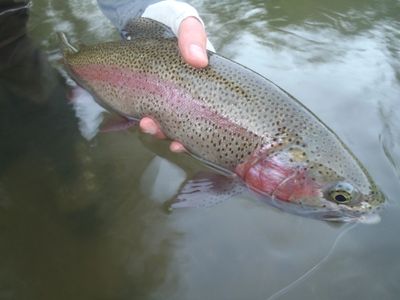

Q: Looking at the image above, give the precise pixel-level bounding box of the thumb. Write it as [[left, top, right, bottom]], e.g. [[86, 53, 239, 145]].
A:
[[178, 17, 208, 68]]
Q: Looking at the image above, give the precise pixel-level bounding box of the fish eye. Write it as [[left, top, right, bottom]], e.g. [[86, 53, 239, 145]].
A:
[[329, 190, 352, 203], [326, 181, 358, 204]]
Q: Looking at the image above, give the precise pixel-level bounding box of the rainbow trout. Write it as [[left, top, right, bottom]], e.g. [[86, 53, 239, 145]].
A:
[[59, 18, 384, 222]]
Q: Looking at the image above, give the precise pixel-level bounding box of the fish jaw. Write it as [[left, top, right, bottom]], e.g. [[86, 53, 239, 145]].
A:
[[235, 147, 382, 222]]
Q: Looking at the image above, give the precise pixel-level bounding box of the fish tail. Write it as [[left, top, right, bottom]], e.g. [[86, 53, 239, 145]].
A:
[[57, 32, 79, 54]]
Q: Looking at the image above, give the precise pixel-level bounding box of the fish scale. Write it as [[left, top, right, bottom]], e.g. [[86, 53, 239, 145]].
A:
[[60, 18, 384, 222]]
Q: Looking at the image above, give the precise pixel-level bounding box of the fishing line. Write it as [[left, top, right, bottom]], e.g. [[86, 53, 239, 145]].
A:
[[266, 222, 358, 300], [0, 1, 32, 16]]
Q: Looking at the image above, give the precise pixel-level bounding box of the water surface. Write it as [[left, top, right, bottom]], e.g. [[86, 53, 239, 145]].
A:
[[1, 0, 399, 299]]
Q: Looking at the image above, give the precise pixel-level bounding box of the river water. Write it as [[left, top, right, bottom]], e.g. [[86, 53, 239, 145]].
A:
[[0, 0, 399, 299]]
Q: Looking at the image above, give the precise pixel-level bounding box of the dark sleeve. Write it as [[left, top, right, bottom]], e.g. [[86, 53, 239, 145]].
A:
[[96, 0, 159, 30]]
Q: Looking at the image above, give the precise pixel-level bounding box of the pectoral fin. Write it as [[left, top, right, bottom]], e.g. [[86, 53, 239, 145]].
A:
[[100, 116, 138, 133], [169, 172, 245, 209]]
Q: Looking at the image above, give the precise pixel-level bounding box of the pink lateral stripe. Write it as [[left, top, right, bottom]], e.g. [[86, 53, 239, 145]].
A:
[[73, 64, 250, 136]]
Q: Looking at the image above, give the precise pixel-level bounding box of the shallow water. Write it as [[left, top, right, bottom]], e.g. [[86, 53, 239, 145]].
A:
[[0, 0, 399, 299]]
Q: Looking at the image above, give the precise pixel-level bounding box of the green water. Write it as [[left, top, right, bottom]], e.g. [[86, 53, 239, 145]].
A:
[[0, 0, 399, 299]]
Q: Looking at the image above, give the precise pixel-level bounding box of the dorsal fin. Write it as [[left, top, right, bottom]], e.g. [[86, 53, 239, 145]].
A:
[[121, 17, 175, 41]]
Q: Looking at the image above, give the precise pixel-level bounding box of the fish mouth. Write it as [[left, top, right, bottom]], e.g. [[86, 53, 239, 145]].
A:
[[265, 195, 380, 223], [315, 208, 381, 224]]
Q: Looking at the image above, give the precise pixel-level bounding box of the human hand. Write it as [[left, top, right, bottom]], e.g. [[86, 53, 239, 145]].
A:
[[139, 16, 208, 153]]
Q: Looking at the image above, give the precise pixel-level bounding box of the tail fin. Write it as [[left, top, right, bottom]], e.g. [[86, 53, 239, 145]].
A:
[[57, 32, 79, 54]]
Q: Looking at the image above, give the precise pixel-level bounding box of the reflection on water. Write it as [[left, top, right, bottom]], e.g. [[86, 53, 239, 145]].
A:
[[0, 0, 399, 299], [380, 104, 400, 181]]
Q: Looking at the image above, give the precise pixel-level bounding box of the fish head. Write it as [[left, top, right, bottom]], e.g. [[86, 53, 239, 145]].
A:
[[236, 144, 385, 222]]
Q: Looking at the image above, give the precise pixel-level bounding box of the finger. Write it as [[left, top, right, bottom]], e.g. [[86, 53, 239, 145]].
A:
[[140, 118, 186, 152], [170, 141, 187, 153], [178, 16, 208, 68], [140, 117, 166, 139]]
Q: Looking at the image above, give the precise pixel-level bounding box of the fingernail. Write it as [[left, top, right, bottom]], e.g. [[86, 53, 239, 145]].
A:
[[143, 127, 157, 135], [189, 44, 206, 60]]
